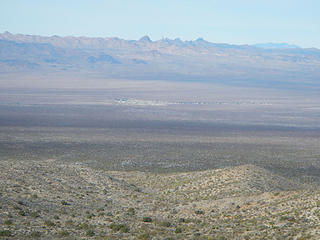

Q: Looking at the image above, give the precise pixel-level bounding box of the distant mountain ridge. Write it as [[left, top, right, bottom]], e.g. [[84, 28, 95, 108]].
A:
[[253, 43, 300, 49], [0, 32, 319, 90], [0, 31, 302, 50]]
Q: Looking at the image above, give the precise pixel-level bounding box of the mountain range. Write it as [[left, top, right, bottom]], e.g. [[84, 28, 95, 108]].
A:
[[0, 32, 320, 90]]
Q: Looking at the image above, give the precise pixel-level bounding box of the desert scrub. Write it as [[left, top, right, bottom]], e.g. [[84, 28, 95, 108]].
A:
[[98, 212, 105, 216], [179, 218, 189, 223], [78, 222, 95, 230], [18, 210, 27, 216], [58, 230, 70, 237], [44, 220, 55, 227], [195, 210, 205, 215], [31, 194, 38, 199], [0, 230, 12, 237], [4, 219, 13, 225], [109, 223, 130, 233], [86, 213, 95, 219], [86, 229, 95, 237], [106, 212, 113, 216], [127, 207, 135, 216], [138, 232, 151, 240], [65, 219, 74, 226], [29, 231, 41, 238], [161, 221, 172, 227], [143, 216, 152, 223], [30, 211, 40, 218], [97, 207, 104, 212]]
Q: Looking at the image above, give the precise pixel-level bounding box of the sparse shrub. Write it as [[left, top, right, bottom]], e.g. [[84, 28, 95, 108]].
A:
[[127, 207, 135, 216], [58, 230, 70, 237], [18, 210, 26, 216], [130, 184, 141, 192], [13, 205, 21, 210], [109, 223, 130, 233], [44, 220, 55, 227], [280, 216, 296, 222], [79, 222, 89, 230], [86, 213, 95, 219], [65, 219, 73, 226], [30, 231, 41, 238], [143, 216, 152, 223], [30, 211, 40, 218], [106, 212, 113, 216], [86, 229, 95, 237], [32, 194, 38, 199], [161, 221, 171, 227], [0, 230, 12, 237], [4, 219, 13, 225], [216, 236, 227, 240], [138, 232, 150, 240], [195, 210, 204, 215], [60, 208, 67, 215], [97, 207, 104, 212], [175, 227, 182, 233]]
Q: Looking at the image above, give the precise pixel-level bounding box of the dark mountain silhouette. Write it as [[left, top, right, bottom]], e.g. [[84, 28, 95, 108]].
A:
[[0, 32, 319, 90]]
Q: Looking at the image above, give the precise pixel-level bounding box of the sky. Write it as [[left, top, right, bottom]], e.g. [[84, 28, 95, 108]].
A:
[[1, 0, 319, 48]]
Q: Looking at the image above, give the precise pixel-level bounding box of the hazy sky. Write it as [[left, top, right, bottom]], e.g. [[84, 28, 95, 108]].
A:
[[1, 0, 319, 47]]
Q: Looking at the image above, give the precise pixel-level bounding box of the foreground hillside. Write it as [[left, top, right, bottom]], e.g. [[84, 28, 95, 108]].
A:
[[1, 160, 319, 239]]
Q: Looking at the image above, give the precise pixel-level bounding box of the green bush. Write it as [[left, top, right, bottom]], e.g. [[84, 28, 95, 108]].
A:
[[58, 230, 70, 237], [86, 229, 95, 237], [109, 223, 130, 233], [195, 210, 205, 215], [127, 207, 135, 216], [61, 200, 68, 205], [138, 233, 150, 240], [4, 219, 13, 225], [30, 211, 40, 218], [44, 220, 55, 227], [161, 221, 171, 227], [18, 210, 27, 216], [0, 230, 12, 237], [143, 217, 152, 223], [30, 231, 41, 238]]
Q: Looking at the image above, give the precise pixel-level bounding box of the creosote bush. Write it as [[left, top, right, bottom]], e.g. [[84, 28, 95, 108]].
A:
[[44, 220, 55, 227], [109, 223, 130, 233], [86, 229, 95, 237], [58, 230, 70, 237], [195, 210, 205, 215], [143, 216, 152, 223], [0, 230, 12, 237]]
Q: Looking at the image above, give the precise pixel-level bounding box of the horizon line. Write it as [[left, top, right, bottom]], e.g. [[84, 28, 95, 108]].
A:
[[1, 31, 311, 49]]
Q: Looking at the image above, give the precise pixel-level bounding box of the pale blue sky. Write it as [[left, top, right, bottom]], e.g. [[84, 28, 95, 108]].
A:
[[1, 0, 319, 47]]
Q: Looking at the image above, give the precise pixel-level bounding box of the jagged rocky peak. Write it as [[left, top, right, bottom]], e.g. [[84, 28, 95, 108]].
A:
[[2, 31, 12, 36], [139, 35, 152, 43], [196, 37, 205, 42]]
